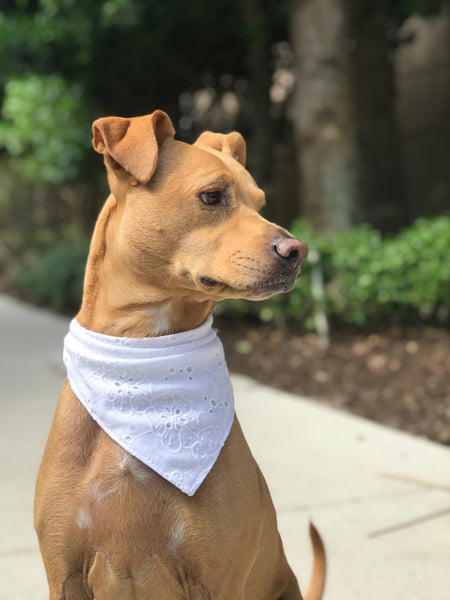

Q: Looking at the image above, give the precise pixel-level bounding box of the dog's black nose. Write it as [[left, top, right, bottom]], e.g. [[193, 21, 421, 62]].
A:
[[272, 236, 308, 265]]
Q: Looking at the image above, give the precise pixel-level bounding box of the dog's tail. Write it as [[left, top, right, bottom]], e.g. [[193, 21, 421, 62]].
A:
[[303, 522, 326, 600]]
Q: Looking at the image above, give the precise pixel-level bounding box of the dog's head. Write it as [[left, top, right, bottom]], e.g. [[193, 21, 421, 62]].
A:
[[93, 110, 307, 303]]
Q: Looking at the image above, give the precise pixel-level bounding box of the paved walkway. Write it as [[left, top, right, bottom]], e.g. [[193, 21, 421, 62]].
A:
[[0, 294, 449, 599]]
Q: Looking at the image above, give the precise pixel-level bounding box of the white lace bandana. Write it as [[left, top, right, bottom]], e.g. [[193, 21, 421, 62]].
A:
[[63, 315, 234, 496]]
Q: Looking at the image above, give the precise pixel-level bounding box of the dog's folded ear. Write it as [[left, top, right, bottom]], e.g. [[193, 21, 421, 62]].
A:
[[92, 110, 175, 183], [195, 131, 246, 167]]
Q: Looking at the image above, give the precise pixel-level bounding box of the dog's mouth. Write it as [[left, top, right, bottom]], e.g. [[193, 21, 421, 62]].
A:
[[199, 269, 301, 298], [200, 277, 223, 288], [246, 270, 300, 298]]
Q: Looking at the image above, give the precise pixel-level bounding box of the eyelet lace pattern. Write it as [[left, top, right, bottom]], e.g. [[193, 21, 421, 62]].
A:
[[63, 316, 234, 495]]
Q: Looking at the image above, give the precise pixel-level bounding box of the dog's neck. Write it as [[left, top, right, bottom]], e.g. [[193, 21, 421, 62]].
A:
[[76, 195, 213, 338]]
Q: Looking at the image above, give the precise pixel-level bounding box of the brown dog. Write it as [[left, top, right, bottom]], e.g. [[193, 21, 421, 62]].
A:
[[34, 110, 325, 600]]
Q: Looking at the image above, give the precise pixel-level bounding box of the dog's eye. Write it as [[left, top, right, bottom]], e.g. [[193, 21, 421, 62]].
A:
[[198, 189, 226, 206]]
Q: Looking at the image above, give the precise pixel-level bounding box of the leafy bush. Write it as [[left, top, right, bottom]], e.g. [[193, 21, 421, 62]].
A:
[[15, 240, 89, 312], [0, 74, 89, 184], [314, 215, 450, 325]]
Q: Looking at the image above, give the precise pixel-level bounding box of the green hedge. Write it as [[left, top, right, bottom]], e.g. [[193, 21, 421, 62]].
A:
[[308, 215, 449, 326], [15, 240, 89, 312], [13, 215, 450, 326]]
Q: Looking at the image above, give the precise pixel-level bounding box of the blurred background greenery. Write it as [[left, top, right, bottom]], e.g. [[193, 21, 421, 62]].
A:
[[0, 0, 449, 327]]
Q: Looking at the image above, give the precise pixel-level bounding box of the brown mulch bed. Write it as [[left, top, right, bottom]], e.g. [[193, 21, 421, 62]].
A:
[[216, 317, 450, 446]]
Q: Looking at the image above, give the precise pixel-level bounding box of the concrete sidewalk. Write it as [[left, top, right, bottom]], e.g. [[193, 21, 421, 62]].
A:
[[1, 294, 449, 599]]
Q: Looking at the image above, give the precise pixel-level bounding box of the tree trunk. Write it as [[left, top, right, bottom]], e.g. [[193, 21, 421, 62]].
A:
[[289, 0, 360, 231], [349, 0, 407, 230]]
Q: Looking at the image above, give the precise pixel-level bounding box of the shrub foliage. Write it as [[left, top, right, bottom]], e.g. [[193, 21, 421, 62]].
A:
[[15, 240, 89, 312]]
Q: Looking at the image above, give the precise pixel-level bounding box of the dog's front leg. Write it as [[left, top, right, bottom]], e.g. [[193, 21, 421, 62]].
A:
[[43, 571, 92, 600], [86, 551, 187, 600], [37, 536, 93, 600]]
